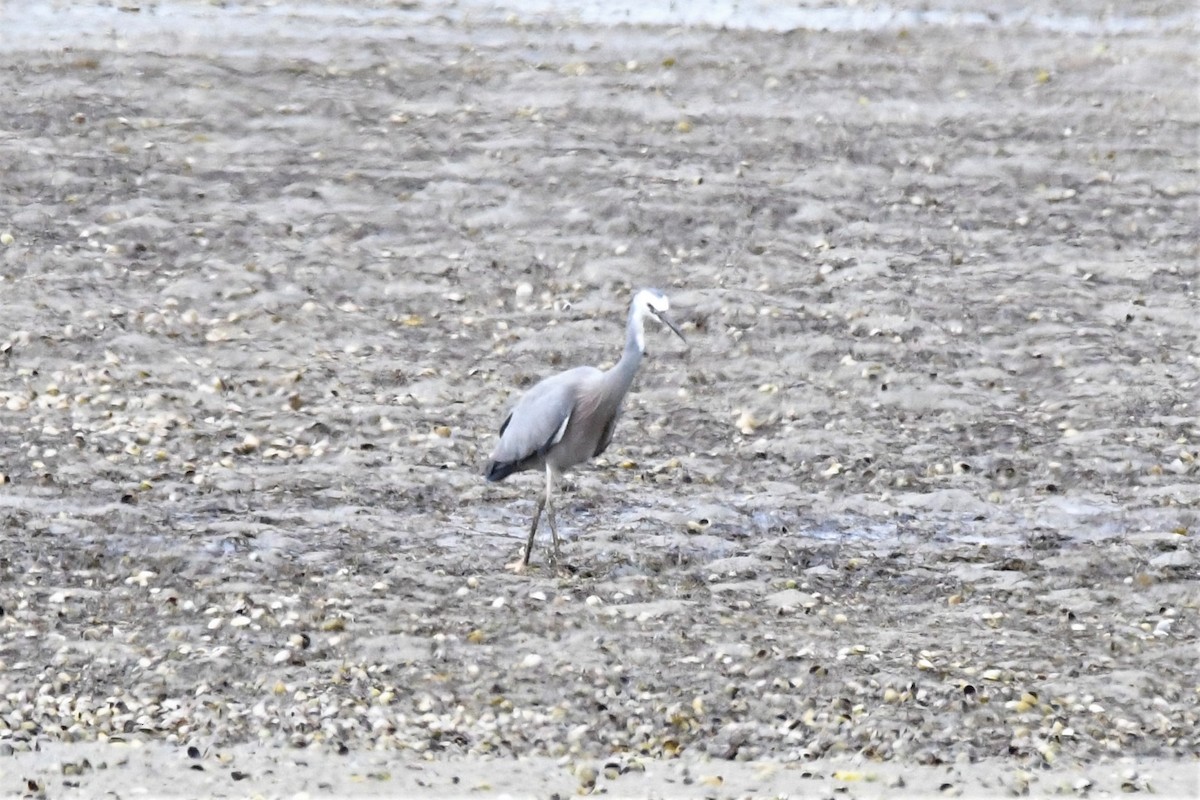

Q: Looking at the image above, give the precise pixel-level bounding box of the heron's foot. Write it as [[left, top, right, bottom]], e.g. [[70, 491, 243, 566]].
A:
[[546, 539, 577, 576], [504, 556, 529, 573]]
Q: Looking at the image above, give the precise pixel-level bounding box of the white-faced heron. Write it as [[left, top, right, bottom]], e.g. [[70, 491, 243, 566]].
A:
[[486, 288, 686, 567]]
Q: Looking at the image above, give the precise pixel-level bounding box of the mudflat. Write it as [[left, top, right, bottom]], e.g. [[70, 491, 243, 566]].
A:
[[1, 1, 1196, 797]]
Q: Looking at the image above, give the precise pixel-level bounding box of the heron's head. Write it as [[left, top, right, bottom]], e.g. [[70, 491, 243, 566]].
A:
[[632, 288, 686, 351]]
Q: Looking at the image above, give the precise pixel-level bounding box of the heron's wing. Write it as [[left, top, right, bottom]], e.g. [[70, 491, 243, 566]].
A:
[[489, 366, 600, 470]]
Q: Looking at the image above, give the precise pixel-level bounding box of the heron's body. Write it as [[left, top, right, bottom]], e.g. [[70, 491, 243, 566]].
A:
[[486, 288, 684, 567], [485, 366, 608, 480]]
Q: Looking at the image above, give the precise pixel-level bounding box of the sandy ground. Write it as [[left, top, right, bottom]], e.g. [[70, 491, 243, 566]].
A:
[[1, 0, 1198, 797]]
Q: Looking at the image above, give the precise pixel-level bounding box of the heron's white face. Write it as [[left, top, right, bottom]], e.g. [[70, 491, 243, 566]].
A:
[[630, 288, 685, 352], [636, 288, 670, 315]]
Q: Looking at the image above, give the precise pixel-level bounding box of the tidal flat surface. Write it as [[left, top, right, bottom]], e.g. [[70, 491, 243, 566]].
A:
[[0, 1, 1197, 796]]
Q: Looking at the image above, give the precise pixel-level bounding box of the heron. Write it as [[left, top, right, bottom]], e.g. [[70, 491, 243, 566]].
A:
[[485, 288, 686, 568]]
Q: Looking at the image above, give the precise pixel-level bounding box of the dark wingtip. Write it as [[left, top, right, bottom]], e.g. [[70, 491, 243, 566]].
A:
[[485, 461, 516, 482]]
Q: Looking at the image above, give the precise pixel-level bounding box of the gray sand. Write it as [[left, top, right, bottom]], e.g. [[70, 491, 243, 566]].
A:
[[1, 1, 1197, 797]]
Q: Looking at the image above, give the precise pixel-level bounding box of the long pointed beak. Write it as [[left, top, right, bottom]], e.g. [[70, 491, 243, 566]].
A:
[[652, 309, 687, 344]]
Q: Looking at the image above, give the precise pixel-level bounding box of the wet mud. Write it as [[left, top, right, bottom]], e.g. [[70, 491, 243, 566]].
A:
[[0, 1, 1197, 796]]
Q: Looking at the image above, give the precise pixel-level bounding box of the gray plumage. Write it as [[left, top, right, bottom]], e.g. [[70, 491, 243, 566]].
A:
[[486, 288, 685, 567]]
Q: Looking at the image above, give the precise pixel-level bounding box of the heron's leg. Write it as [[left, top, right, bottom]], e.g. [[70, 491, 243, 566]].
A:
[[544, 463, 562, 565], [523, 494, 546, 566]]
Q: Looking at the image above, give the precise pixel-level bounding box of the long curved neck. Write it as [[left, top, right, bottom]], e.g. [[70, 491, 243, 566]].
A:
[[603, 302, 645, 401]]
